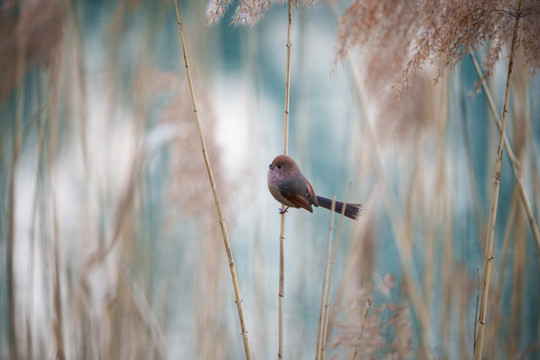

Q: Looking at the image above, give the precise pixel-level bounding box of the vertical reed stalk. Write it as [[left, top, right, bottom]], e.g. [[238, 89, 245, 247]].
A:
[[283, 0, 292, 156], [473, 268, 480, 352], [346, 54, 431, 351], [470, 52, 540, 258], [352, 299, 371, 360], [279, 1, 293, 358], [173, 3, 252, 359], [47, 49, 65, 360], [28, 73, 46, 360], [51, 173, 65, 360], [316, 196, 337, 360], [279, 209, 285, 357], [7, 16, 26, 358], [320, 182, 351, 360], [474, 4, 522, 359]]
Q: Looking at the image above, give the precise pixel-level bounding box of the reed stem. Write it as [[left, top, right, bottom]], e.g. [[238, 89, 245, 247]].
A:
[[320, 182, 351, 360], [316, 196, 337, 360], [474, 3, 522, 358], [279, 1, 293, 358], [352, 299, 371, 360], [346, 54, 431, 351], [469, 52, 540, 259], [7, 22, 26, 359], [174, 3, 252, 359]]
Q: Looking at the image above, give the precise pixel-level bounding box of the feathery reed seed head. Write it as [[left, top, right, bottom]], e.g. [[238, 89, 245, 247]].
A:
[[206, 0, 312, 25], [336, 0, 540, 92]]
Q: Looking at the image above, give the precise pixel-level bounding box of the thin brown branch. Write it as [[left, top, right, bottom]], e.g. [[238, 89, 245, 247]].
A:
[[174, 2, 252, 359]]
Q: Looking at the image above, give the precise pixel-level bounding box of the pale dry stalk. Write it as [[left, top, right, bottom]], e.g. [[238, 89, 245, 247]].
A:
[[424, 70, 449, 309], [470, 52, 540, 258], [325, 189, 378, 333], [120, 273, 167, 357], [278, 1, 293, 358], [483, 186, 519, 351], [316, 196, 337, 360], [7, 11, 26, 358], [28, 75, 47, 360], [474, 2, 522, 358], [320, 182, 351, 360], [346, 54, 431, 352], [173, 2, 252, 359], [473, 268, 480, 352], [352, 298, 372, 360], [46, 49, 66, 360]]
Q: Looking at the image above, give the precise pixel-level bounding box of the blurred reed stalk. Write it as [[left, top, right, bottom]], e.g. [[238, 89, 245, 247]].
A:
[[278, 1, 293, 358], [319, 184, 350, 360], [469, 52, 540, 258], [327, 4, 435, 352], [7, 11, 27, 358], [315, 195, 336, 360], [46, 47, 65, 360], [351, 298, 371, 360], [346, 54, 431, 351], [173, 2, 252, 359], [28, 73, 47, 360], [474, 2, 522, 359]]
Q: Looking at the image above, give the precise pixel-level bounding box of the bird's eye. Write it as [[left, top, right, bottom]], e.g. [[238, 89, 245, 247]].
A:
[[277, 165, 281, 169]]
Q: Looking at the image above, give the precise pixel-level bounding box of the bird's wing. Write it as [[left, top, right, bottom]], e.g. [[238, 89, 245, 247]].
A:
[[278, 176, 314, 212], [305, 178, 319, 207]]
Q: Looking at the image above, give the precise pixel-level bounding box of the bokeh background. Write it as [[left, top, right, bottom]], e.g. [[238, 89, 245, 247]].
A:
[[1, 0, 539, 359]]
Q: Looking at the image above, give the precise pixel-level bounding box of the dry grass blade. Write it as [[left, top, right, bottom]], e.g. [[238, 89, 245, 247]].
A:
[[174, 2, 252, 359], [351, 299, 371, 360], [120, 273, 167, 357], [45, 48, 65, 360], [474, 2, 523, 358], [320, 182, 351, 360], [83, 150, 144, 270], [278, 1, 293, 358], [473, 268, 480, 352], [470, 52, 540, 258], [316, 195, 337, 360]]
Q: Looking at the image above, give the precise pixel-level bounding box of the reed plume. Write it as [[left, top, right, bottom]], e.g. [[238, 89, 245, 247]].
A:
[[335, 0, 540, 91], [207, 0, 317, 25]]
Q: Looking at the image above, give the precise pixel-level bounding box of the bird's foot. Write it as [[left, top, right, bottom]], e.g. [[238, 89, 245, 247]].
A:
[[278, 207, 289, 214]]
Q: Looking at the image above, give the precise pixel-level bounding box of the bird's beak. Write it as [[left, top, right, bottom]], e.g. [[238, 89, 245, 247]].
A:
[[269, 163, 274, 170]]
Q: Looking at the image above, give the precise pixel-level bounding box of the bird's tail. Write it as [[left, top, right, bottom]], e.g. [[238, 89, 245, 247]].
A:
[[316, 196, 361, 220]]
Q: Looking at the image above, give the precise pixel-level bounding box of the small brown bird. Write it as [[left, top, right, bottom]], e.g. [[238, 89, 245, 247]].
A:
[[267, 155, 361, 220]]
